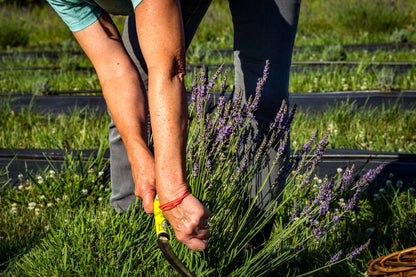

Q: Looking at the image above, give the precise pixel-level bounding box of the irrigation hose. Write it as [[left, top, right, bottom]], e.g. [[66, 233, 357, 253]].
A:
[[154, 197, 196, 277]]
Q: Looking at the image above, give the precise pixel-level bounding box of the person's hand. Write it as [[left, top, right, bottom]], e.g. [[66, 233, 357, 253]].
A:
[[161, 193, 210, 251], [131, 155, 156, 214]]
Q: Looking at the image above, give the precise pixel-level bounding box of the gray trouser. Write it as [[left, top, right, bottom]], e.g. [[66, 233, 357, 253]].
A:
[[109, 0, 301, 211]]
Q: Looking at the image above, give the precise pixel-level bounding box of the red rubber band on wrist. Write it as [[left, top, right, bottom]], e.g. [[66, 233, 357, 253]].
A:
[[159, 190, 191, 211]]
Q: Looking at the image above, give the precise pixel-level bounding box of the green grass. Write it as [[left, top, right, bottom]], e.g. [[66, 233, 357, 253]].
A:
[[1, 96, 415, 153], [0, 98, 109, 149], [291, 101, 416, 153]]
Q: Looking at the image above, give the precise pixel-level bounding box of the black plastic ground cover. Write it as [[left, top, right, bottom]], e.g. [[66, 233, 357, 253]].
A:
[[2, 91, 416, 114], [1, 148, 415, 188], [2, 61, 415, 74], [1, 42, 415, 60]]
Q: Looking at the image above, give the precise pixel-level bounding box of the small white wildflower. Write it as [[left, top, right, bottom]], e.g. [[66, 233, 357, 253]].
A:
[[81, 189, 88, 195], [318, 179, 323, 184], [338, 198, 345, 207], [313, 176, 319, 181], [98, 197, 103, 202], [11, 207, 18, 213], [18, 185, 24, 191], [47, 202, 53, 207], [49, 170, 56, 178], [35, 208, 41, 215], [44, 225, 50, 232], [98, 171, 104, 177], [12, 203, 18, 207], [101, 211, 107, 215], [18, 174, 24, 180], [74, 174, 79, 179], [63, 194, 68, 200], [337, 168, 343, 174], [55, 198, 61, 203], [64, 219, 69, 225], [28, 202, 37, 210], [37, 176, 44, 184], [40, 195, 46, 200]]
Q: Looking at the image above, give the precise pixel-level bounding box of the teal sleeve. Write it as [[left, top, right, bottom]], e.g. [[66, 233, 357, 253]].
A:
[[131, 0, 143, 10], [46, 0, 103, 32]]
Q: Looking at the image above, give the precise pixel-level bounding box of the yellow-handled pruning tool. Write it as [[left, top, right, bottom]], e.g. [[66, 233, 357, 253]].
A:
[[154, 197, 196, 277]]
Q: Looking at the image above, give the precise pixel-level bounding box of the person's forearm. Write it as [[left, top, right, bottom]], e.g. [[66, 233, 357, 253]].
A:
[[135, 0, 189, 203], [101, 73, 153, 163], [148, 69, 189, 202]]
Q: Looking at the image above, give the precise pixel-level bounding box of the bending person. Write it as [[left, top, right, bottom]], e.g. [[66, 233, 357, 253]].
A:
[[46, 0, 210, 251]]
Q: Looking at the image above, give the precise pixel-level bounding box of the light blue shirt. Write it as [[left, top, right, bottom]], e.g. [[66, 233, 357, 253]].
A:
[[47, 0, 142, 32]]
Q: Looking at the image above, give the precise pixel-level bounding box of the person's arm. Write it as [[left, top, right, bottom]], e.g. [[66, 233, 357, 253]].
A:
[[134, 0, 209, 251], [73, 12, 156, 213], [72, 1, 209, 251]]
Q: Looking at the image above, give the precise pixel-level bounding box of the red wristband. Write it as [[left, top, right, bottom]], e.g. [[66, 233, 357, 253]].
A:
[[159, 190, 191, 211]]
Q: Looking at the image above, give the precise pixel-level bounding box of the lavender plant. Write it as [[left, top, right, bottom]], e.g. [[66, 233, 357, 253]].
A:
[[177, 62, 385, 276]]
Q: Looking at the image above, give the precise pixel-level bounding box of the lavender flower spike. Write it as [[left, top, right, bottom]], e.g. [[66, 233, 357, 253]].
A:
[[247, 60, 270, 119], [346, 239, 371, 260], [327, 250, 343, 265]]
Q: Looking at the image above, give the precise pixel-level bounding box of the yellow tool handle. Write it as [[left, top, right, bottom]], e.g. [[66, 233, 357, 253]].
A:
[[154, 196, 169, 239]]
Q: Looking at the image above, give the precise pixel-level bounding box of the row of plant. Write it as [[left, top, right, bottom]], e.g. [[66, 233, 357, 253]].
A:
[[1, 86, 415, 155], [1, 67, 415, 276], [1, 62, 415, 94], [2, 42, 416, 64]]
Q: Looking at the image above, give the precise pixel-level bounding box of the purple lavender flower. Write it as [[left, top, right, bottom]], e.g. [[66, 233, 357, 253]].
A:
[[337, 165, 355, 192], [345, 188, 360, 211], [269, 101, 288, 130], [220, 71, 228, 95], [327, 250, 343, 265], [294, 244, 304, 252], [344, 164, 384, 211], [206, 159, 212, 172], [312, 226, 325, 240], [208, 65, 223, 90], [301, 132, 317, 153], [355, 164, 385, 188], [246, 60, 270, 119], [346, 239, 371, 260], [193, 162, 199, 178]]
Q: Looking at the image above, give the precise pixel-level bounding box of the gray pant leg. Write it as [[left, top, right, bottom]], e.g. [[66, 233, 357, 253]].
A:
[[229, 0, 300, 204], [109, 1, 212, 211]]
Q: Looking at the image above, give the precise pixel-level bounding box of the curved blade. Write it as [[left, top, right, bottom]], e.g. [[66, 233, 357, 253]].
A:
[[154, 197, 196, 277]]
